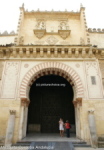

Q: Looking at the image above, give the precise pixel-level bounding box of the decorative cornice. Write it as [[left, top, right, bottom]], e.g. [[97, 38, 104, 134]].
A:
[[0, 45, 103, 59]]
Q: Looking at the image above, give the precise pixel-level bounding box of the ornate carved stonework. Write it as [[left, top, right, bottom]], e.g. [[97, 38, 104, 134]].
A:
[[33, 29, 46, 39], [46, 36, 58, 45], [36, 21, 46, 29], [24, 64, 29, 68], [58, 21, 70, 39], [1, 62, 20, 99], [34, 21, 46, 39], [85, 62, 103, 99], [58, 30, 71, 39], [19, 36, 24, 45], [80, 37, 85, 45]]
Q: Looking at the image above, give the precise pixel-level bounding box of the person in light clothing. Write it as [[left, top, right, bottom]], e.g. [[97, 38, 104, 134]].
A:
[[59, 118, 64, 137]]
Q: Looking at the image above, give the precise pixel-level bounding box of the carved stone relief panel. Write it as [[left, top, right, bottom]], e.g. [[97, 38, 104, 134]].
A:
[[85, 62, 103, 99], [59, 21, 68, 30], [36, 20, 46, 29], [1, 61, 20, 99]]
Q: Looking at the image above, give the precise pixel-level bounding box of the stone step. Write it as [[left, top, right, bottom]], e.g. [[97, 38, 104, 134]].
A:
[[12, 141, 91, 149]]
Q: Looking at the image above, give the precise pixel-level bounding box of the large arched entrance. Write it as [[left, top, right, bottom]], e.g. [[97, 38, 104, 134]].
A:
[[27, 74, 75, 133], [19, 62, 84, 140]]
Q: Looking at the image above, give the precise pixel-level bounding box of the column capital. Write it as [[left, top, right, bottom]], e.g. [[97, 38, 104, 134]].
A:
[[76, 98, 82, 106], [88, 109, 95, 114], [21, 98, 30, 107], [9, 110, 16, 115]]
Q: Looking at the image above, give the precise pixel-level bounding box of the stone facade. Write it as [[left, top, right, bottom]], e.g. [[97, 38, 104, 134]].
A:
[[0, 4, 104, 147]]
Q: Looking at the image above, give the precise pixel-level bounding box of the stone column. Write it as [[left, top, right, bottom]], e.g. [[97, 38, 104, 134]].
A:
[[88, 110, 98, 148], [19, 99, 30, 140], [5, 110, 16, 146], [23, 101, 29, 138], [18, 103, 25, 140]]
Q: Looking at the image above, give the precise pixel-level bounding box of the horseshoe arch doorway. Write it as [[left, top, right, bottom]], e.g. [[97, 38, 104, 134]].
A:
[[27, 74, 75, 134]]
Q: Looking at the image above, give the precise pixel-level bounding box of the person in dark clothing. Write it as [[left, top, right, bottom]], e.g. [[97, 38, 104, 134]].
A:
[[65, 120, 71, 138]]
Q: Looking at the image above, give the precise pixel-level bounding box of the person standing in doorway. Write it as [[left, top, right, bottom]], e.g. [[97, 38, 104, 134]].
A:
[[59, 118, 64, 137], [65, 120, 71, 138]]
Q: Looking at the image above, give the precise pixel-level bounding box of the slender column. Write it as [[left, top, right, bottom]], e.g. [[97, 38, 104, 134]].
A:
[[88, 110, 98, 148], [23, 101, 29, 138], [5, 110, 16, 146], [19, 99, 30, 140], [18, 103, 25, 140]]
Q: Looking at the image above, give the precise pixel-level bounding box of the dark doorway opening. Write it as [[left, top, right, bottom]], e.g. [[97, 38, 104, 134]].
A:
[[27, 74, 75, 133]]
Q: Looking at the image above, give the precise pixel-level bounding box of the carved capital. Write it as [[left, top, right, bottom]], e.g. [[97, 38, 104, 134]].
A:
[[88, 109, 95, 114], [76, 98, 82, 106], [21, 98, 30, 107], [9, 110, 16, 115]]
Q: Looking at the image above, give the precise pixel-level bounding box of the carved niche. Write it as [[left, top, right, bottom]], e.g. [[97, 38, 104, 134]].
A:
[[34, 21, 46, 39], [58, 21, 71, 39]]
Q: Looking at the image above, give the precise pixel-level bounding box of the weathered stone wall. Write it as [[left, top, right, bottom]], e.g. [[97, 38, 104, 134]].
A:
[[20, 13, 82, 45], [89, 32, 104, 48]]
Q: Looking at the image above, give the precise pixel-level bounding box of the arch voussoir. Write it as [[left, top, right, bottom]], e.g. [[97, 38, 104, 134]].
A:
[[20, 62, 84, 99]]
